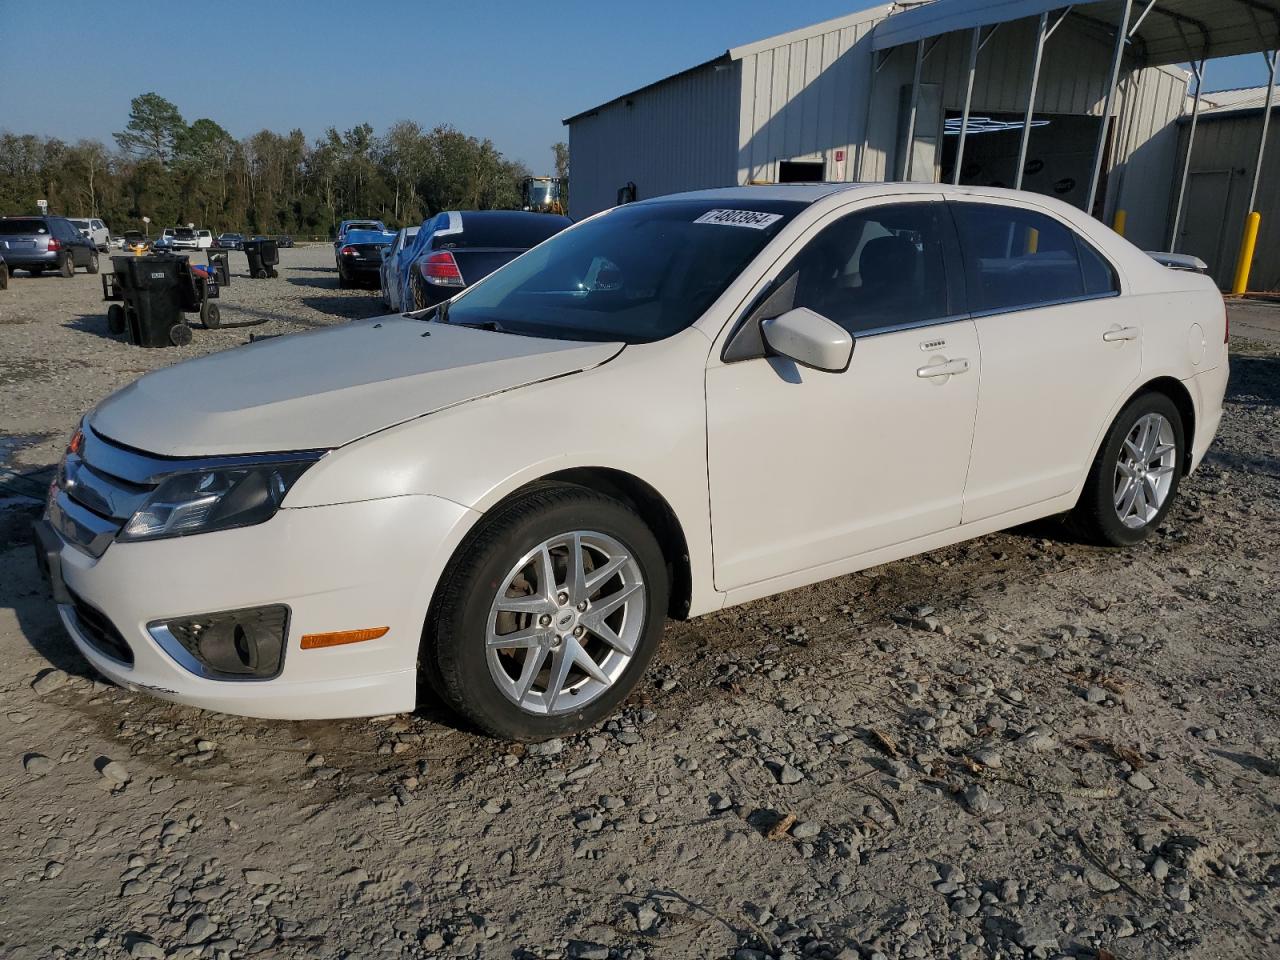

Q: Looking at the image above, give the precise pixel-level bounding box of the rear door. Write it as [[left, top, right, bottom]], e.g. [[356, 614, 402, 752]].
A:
[[950, 198, 1139, 522]]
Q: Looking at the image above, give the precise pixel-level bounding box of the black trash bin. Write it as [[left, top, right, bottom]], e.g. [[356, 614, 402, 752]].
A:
[[242, 238, 279, 279], [109, 254, 192, 347]]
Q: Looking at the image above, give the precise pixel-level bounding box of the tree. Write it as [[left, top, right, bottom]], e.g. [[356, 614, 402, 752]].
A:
[[114, 93, 185, 164], [552, 141, 569, 180]]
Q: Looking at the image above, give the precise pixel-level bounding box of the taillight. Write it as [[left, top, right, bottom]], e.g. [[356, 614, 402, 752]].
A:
[[47, 237, 62, 253], [340, 245, 356, 256], [420, 251, 464, 287]]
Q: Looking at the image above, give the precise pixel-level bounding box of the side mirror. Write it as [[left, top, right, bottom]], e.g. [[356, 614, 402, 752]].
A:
[[761, 307, 854, 373]]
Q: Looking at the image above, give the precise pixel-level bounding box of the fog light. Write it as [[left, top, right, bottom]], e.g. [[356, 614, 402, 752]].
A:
[[150, 605, 289, 680]]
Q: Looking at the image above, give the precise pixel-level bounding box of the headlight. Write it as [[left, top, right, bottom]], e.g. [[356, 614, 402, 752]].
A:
[[119, 460, 316, 542]]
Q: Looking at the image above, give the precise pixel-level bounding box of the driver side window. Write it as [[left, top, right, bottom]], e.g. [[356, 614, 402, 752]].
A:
[[783, 203, 953, 335]]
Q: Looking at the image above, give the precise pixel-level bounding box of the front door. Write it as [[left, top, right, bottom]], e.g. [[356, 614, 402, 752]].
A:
[[706, 198, 980, 591]]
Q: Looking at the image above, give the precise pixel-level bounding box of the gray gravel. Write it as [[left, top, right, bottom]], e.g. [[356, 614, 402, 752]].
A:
[[0, 249, 1278, 957]]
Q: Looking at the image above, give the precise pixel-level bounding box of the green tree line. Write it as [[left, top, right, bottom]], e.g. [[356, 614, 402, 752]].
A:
[[0, 93, 563, 237]]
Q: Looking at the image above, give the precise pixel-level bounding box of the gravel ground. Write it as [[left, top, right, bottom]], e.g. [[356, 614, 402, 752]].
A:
[[0, 247, 1277, 960]]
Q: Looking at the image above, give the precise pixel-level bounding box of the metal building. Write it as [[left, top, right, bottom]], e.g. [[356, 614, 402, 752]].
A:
[[1173, 85, 1280, 289], [565, 0, 1280, 278]]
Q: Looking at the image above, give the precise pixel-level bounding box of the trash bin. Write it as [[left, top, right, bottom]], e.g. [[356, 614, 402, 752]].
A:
[[242, 238, 279, 279], [109, 254, 192, 347], [206, 249, 231, 287]]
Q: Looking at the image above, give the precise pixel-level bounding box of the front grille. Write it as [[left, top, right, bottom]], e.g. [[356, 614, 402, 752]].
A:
[[68, 588, 134, 666]]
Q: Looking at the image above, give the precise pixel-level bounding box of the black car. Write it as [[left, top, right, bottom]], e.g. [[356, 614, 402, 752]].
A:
[[404, 211, 571, 310], [0, 215, 99, 277], [336, 229, 395, 287], [277, 235, 295, 248], [215, 233, 244, 250]]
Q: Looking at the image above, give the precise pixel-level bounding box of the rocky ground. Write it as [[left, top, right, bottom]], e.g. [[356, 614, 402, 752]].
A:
[[0, 247, 1277, 960]]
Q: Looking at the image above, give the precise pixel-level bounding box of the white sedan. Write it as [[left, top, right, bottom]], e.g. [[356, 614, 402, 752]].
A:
[[35, 183, 1228, 741]]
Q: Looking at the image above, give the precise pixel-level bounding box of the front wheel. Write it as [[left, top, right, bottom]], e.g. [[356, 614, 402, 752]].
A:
[[425, 485, 669, 741], [86, 251, 100, 274], [1069, 392, 1185, 546]]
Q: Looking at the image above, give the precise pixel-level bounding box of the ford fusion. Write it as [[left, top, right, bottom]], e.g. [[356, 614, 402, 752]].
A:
[[35, 184, 1228, 741]]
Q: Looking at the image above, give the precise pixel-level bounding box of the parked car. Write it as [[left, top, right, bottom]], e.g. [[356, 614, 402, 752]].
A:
[[0, 215, 99, 276], [69, 217, 110, 251], [379, 226, 419, 310], [336, 228, 396, 287], [277, 235, 295, 248], [171, 227, 200, 250], [215, 233, 244, 250], [33, 184, 1228, 741], [402, 211, 571, 311], [119, 231, 149, 254], [335, 219, 386, 246]]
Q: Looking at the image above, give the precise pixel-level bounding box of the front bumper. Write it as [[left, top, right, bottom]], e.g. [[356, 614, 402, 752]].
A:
[[37, 494, 476, 720]]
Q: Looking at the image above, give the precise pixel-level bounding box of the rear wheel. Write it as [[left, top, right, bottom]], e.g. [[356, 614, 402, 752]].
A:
[[86, 251, 99, 274], [1069, 392, 1184, 546], [425, 485, 668, 741], [58, 255, 74, 279]]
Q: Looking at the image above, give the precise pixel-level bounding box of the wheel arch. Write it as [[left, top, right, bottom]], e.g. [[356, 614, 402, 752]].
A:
[[1133, 376, 1196, 475]]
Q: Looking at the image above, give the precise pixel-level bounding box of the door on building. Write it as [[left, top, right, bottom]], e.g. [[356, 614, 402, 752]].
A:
[[1178, 170, 1235, 285], [706, 197, 979, 590]]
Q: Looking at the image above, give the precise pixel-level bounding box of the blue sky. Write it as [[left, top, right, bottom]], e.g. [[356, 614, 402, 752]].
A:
[[0, 0, 1271, 170]]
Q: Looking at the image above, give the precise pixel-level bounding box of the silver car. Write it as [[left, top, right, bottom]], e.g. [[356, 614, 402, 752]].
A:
[[0, 216, 99, 277]]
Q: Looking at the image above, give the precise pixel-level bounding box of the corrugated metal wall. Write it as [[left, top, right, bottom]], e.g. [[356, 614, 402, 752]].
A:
[[567, 9, 1187, 238], [1108, 65, 1189, 252], [734, 9, 886, 183], [1174, 111, 1280, 290], [566, 63, 740, 218]]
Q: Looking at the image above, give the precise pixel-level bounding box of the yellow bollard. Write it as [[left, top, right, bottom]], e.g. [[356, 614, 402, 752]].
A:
[[1112, 209, 1127, 237], [1027, 227, 1039, 255], [1232, 211, 1262, 296]]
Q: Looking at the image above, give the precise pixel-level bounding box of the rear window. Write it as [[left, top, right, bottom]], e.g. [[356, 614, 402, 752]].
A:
[[70, 219, 89, 229], [0, 219, 49, 235], [441, 199, 804, 343], [441, 215, 572, 250]]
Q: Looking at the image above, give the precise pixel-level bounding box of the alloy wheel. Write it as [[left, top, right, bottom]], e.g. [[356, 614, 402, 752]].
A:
[[1113, 412, 1177, 529], [486, 531, 645, 715]]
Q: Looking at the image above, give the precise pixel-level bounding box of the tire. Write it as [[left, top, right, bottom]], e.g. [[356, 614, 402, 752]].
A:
[[336, 266, 350, 289], [254, 269, 268, 280], [411, 276, 430, 311], [86, 251, 99, 274], [1069, 392, 1185, 547], [425, 484, 669, 741], [202, 302, 221, 329], [59, 255, 74, 279], [269, 267, 278, 278], [106, 304, 125, 335], [168, 323, 193, 347]]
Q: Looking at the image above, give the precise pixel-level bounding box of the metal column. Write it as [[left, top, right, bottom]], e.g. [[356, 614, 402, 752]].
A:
[[953, 27, 981, 186], [1247, 50, 1279, 215], [1169, 58, 1206, 252], [1086, 0, 1134, 216], [1015, 13, 1049, 191], [903, 39, 926, 181]]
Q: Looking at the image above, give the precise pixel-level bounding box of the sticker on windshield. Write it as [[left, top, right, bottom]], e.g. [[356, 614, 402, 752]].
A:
[[694, 209, 783, 229]]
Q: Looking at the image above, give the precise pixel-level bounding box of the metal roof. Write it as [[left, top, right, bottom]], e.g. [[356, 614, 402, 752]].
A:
[[871, 0, 1280, 65], [1199, 84, 1279, 113]]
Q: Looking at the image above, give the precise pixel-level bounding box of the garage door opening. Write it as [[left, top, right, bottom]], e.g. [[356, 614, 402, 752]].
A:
[[779, 160, 826, 183], [940, 111, 1102, 211]]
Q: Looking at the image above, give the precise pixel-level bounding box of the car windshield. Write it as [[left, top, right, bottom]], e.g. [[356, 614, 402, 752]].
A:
[[344, 229, 392, 244], [70, 219, 89, 229], [176, 229, 195, 239], [439, 199, 804, 343], [0, 219, 49, 235], [345, 221, 381, 232]]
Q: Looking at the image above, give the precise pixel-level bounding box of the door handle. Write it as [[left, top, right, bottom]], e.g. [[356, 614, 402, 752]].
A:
[[1102, 326, 1139, 342], [916, 357, 970, 379]]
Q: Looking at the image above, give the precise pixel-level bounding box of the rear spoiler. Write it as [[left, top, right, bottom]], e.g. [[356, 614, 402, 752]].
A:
[[1146, 251, 1209, 274]]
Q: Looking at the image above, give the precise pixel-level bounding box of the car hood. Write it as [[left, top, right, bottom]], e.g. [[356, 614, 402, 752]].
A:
[[90, 316, 623, 456]]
